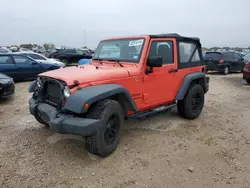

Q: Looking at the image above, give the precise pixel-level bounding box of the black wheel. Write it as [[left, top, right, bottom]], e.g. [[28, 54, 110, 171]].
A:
[[177, 84, 204, 120], [247, 79, 250, 84], [223, 66, 229, 75], [85, 99, 124, 157]]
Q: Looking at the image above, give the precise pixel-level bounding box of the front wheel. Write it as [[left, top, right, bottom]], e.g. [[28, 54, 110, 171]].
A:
[[85, 99, 124, 157], [177, 84, 205, 120]]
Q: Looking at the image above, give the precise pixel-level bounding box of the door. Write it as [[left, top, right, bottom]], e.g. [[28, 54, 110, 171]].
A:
[[64, 49, 77, 62], [0, 55, 16, 78], [224, 52, 236, 70], [142, 38, 179, 107], [233, 53, 245, 71], [13, 55, 42, 80]]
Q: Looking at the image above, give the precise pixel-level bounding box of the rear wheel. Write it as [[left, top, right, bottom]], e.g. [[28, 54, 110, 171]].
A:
[[85, 99, 124, 157], [223, 66, 229, 75], [177, 84, 204, 120], [247, 79, 250, 84]]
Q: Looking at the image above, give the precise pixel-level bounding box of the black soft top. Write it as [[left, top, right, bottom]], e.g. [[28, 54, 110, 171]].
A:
[[149, 33, 200, 44]]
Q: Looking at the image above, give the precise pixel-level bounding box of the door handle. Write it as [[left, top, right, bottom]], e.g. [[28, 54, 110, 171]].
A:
[[169, 69, 178, 73]]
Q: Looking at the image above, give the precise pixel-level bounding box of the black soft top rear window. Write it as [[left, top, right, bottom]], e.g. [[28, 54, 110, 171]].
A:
[[204, 52, 222, 60]]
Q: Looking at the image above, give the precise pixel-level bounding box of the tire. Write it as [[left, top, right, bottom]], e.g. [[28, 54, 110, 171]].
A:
[[247, 79, 250, 84], [177, 84, 204, 120], [223, 66, 229, 75], [85, 99, 124, 157]]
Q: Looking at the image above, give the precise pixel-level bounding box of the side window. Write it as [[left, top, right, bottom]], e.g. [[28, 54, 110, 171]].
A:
[[0, 56, 13, 64], [191, 49, 201, 62], [178, 41, 202, 69], [222, 53, 229, 59], [28, 54, 46, 60], [13, 56, 31, 64], [149, 41, 173, 64], [227, 52, 234, 59], [233, 53, 242, 61], [179, 42, 196, 63], [64, 49, 75, 53]]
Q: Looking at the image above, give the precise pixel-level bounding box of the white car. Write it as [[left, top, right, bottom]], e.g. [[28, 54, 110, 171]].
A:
[[16, 52, 65, 67], [0, 47, 11, 53]]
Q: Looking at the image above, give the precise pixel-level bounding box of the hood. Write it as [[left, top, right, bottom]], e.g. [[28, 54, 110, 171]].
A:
[[0, 73, 11, 79], [39, 64, 130, 85], [37, 59, 63, 65]]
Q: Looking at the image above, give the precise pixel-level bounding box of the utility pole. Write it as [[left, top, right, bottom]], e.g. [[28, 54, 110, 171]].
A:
[[84, 30, 86, 47]]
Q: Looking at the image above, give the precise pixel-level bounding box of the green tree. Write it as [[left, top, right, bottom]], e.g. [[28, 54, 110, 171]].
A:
[[222, 47, 230, 51], [19, 44, 33, 49], [43, 43, 55, 50]]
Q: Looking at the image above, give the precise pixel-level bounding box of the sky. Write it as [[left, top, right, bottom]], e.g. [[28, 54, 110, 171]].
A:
[[0, 0, 250, 48]]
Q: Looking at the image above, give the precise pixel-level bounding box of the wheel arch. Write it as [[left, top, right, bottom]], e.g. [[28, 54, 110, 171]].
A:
[[64, 84, 138, 114], [176, 72, 207, 100]]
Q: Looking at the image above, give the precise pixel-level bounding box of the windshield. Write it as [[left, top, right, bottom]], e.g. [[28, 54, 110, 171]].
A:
[[244, 52, 250, 60], [93, 38, 145, 63]]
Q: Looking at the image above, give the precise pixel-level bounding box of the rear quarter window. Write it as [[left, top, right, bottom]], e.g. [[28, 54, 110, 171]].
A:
[[0, 56, 13, 64]]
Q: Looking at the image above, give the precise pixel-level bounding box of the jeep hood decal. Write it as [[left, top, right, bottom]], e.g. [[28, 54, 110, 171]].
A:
[[39, 64, 130, 85]]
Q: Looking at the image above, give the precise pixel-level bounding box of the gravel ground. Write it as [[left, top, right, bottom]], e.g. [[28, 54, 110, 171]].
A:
[[0, 73, 250, 188]]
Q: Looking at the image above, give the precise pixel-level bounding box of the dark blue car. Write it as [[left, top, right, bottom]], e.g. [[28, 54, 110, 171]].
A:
[[0, 53, 60, 81]]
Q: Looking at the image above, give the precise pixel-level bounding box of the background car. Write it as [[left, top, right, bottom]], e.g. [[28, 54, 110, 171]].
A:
[[204, 51, 245, 75], [0, 53, 60, 81], [49, 48, 92, 65], [46, 48, 62, 58], [19, 48, 33, 52], [0, 47, 11, 53], [243, 52, 250, 84], [16, 52, 65, 67], [0, 73, 15, 98]]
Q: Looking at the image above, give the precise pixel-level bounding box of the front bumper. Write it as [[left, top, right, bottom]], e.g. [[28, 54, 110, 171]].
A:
[[0, 82, 15, 98], [29, 98, 101, 136], [206, 64, 225, 72], [243, 69, 250, 80]]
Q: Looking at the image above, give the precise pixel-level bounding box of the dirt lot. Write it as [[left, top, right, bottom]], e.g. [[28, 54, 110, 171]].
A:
[[0, 73, 250, 188]]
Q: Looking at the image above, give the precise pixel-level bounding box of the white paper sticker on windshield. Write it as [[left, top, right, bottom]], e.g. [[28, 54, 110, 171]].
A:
[[129, 39, 143, 46]]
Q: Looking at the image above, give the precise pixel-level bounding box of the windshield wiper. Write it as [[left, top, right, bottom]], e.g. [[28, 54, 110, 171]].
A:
[[108, 60, 124, 67], [92, 58, 103, 65]]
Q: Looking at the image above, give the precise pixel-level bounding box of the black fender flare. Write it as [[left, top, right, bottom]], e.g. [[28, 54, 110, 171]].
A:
[[175, 72, 206, 100], [28, 80, 37, 93], [64, 84, 138, 114]]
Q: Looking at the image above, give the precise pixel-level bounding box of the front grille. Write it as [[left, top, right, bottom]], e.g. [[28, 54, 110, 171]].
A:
[[43, 80, 63, 106], [4, 83, 14, 92]]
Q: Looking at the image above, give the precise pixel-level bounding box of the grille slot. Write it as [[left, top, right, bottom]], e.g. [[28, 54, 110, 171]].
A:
[[43, 81, 63, 106]]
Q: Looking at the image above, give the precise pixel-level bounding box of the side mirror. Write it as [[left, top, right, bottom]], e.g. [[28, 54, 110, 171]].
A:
[[147, 56, 163, 67], [31, 61, 38, 65], [145, 56, 163, 74]]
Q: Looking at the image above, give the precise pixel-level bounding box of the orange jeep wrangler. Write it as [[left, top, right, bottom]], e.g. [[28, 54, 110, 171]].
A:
[[29, 34, 209, 157]]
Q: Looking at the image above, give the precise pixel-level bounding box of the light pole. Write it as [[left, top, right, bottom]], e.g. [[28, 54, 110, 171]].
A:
[[84, 30, 86, 47]]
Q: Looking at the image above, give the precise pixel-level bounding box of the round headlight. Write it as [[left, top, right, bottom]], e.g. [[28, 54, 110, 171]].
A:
[[63, 86, 71, 98]]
